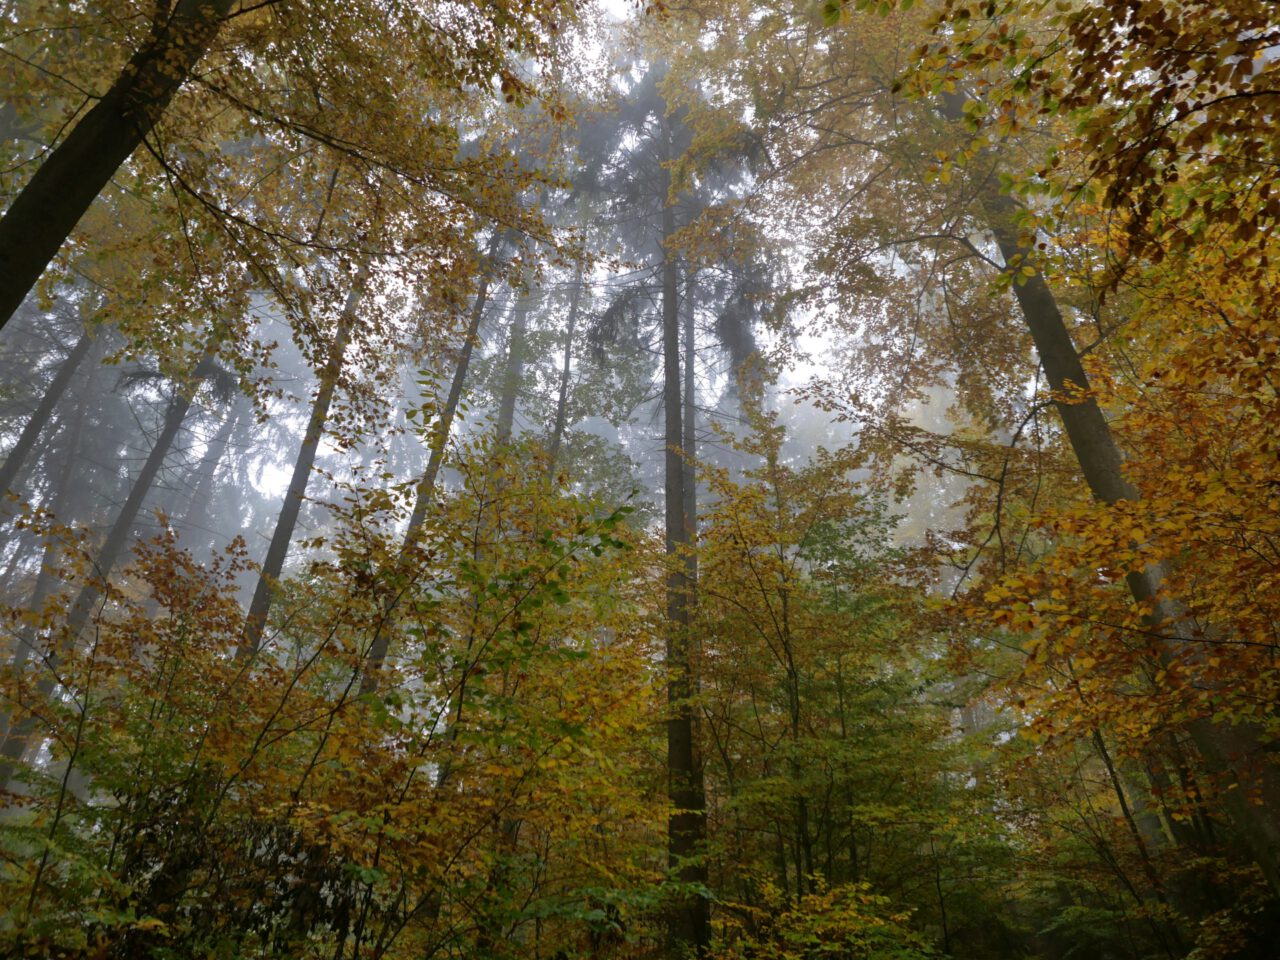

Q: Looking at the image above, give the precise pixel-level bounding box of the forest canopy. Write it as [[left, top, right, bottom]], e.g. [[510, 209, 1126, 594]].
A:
[[0, 1, 1278, 958]]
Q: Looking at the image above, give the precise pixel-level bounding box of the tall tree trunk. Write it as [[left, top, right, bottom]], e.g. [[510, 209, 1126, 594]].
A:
[[0, 346, 100, 749], [0, 347, 216, 785], [0, 0, 237, 330], [407, 289, 498, 532], [682, 275, 698, 556], [495, 293, 532, 447], [362, 238, 500, 692], [662, 118, 710, 957], [240, 278, 365, 657], [131, 402, 246, 625], [0, 330, 93, 500], [547, 261, 584, 469], [766, 441, 813, 895], [949, 98, 1280, 891], [176, 402, 245, 548]]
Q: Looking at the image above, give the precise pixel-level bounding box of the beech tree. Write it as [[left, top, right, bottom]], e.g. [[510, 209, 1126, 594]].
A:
[[0, 0, 573, 330], [0, 0, 237, 327], [3, 2, 1280, 958]]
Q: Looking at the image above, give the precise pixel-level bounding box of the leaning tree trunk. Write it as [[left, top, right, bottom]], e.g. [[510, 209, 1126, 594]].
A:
[[0, 0, 237, 330], [361, 238, 502, 693], [175, 401, 245, 550], [989, 190, 1280, 893], [240, 277, 365, 657], [942, 90, 1280, 893], [661, 119, 710, 957], [0, 330, 93, 500], [352, 246, 512, 950], [0, 345, 100, 749], [0, 347, 216, 786]]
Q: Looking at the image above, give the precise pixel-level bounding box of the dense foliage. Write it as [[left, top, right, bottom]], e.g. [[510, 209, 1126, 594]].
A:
[[1, 1, 1278, 958]]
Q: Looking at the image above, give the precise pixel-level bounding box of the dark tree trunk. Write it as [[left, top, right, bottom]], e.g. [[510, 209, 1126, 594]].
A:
[[662, 119, 710, 957], [1091, 727, 1186, 955], [682, 275, 698, 557], [241, 280, 363, 657], [983, 185, 1280, 894], [938, 89, 1280, 893], [0, 0, 237, 329], [0, 330, 93, 500]]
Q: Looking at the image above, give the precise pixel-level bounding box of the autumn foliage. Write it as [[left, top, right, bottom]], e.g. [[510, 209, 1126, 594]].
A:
[[1, 0, 1279, 959]]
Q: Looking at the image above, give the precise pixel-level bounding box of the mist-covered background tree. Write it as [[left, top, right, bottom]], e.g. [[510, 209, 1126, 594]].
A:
[[0, 1, 1278, 959]]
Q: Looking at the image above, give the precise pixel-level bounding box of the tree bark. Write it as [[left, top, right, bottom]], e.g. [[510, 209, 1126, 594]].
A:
[[240, 277, 365, 657], [0, 345, 99, 750], [682, 274, 698, 557], [662, 117, 710, 957], [983, 185, 1280, 894], [1091, 726, 1185, 956], [944, 93, 1280, 892], [0, 0, 238, 330]]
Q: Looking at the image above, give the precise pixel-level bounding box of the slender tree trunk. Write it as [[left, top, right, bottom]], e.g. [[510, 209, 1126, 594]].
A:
[[662, 118, 710, 957], [409, 298, 496, 529], [682, 275, 698, 555], [474, 815, 523, 957], [1091, 727, 1185, 955], [0, 528, 41, 598], [0, 549, 59, 755], [132, 403, 246, 625], [176, 402, 244, 547], [1148, 742, 1215, 853], [547, 261, 584, 469], [394, 287, 535, 948], [767, 444, 813, 896], [0, 349, 99, 749], [930, 837, 951, 956], [361, 240, 500, 693], [240, 278, 365, 657], [0, 0, 237, 329], [0, 348, 215, 784], [0, 330, 93, 499], [495, 293, 532, 447], [981, 184, 1280, 893]]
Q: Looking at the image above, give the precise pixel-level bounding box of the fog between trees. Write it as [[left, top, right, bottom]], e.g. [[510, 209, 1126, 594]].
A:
[[1, 1, 1278, 958]]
